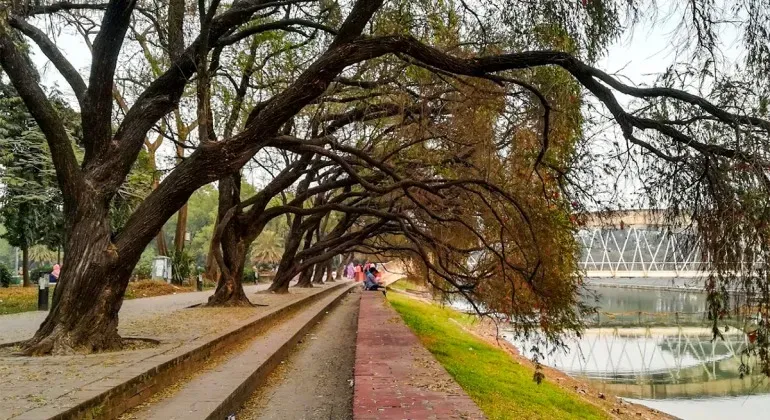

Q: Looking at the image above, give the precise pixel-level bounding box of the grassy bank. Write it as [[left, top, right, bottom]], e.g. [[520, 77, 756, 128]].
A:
[[388, 292, 608, 420], [0, 281, 199, 315], [386, 277, 425, 292]]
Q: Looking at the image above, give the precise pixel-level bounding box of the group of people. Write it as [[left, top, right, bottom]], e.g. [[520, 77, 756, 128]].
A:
[[344, 261, 386, 292]]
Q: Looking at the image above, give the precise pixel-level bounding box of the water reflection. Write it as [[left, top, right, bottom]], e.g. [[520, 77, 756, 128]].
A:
[[585, 286, 708, 314], [502, 285, 770, 417]]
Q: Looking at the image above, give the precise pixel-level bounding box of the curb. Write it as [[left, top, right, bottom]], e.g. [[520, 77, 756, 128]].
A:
[[20, 282, 353, 420]]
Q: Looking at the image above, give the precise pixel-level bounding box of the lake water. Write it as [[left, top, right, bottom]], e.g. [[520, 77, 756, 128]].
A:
[[503, 285, 770, 420]]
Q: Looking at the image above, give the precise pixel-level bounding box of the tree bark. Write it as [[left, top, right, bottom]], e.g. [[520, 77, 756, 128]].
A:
[[312, 262, 325, 284], [203, 224, 221, 283], [293, 227, 316, 288], [22, 205, 136, 355], [296, 265, 314, 288], [269, 226, 304, 293], [206, 173, 251, 306], [22, 245, 30, 287], [173, 203, 188, 252], [326, 260, 334, 282], [206, 242, 251, 307]]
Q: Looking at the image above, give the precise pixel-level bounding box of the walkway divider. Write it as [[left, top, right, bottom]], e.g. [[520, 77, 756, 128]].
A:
[[15, 281, 353, 420]]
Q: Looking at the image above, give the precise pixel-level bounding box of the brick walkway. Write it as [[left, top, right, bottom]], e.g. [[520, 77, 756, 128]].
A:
[[353, 292, 486, 419]]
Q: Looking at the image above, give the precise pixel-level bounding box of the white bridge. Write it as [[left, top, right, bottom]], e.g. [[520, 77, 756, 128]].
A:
[[579, 210, 714, 279]]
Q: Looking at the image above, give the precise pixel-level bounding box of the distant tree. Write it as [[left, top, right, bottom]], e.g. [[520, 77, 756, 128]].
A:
[[0, 78, 71, 286]]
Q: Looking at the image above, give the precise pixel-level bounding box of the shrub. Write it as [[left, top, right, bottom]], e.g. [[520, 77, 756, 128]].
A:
[[170, 250, 194, 285], [242, 266, 256, 283], [31, 265, 53, 283], [133, 249, 154, 280], [0, 263, 12, 288]]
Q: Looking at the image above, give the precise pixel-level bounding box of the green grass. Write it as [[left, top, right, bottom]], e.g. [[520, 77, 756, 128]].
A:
[[388, 293, 609, 420], [387, 277, 426, 292]]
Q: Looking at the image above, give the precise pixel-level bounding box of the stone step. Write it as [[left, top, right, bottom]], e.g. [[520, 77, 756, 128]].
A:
[[131, 283, 357, 420], [10, 282, 352, 420]]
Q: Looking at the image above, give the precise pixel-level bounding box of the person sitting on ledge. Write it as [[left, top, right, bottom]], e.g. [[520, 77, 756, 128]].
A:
[[364, 267, 385, 294]]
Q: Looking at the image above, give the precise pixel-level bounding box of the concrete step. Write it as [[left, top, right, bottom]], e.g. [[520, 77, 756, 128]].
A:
[[10, 282, 353, 420], [129, 283, 357, 420]]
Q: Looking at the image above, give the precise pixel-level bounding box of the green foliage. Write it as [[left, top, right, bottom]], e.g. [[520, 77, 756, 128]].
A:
[[388, 293, 608, 420], [169, 249, 194, 285], [133, 248, 154, 280], [110, 149, 154, 232], [30, 265, 53, 282], [242, 266, 256, 283], [0, 77, 77, 257], [250, 230, 284, 265], [28, 245, 57, 265], [0, 263, 11, 288], [0, 225, 13, 268]]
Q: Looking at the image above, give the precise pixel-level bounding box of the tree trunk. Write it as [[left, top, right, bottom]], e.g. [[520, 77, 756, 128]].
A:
[[206, 245, 251, 307], [296, 265, 314, 287], [312, 262, 325, 284], [206, 173, 251, 307], [293, 227, 316, 288], [174, 203, 188, 252], [268, 216, 306, 294], [22, 207, 136, 355], [149, 151, 168, 256], [326, 260, 334, 282], [203, 237, 220, 283], [21, 245, 30, 287], [205, 228, 250, 306]]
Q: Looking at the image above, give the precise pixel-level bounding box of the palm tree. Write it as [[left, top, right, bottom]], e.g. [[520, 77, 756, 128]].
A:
[[28, 245, 57, 265], [250, 230, 283, 266]]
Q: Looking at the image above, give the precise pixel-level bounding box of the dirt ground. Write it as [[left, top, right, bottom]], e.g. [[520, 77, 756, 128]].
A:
[[238, 288, 361, 420]]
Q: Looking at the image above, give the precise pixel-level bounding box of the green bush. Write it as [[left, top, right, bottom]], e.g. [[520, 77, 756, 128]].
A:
[[170, 250, 194, 285], [134, 259, 152, 279], [0, 263, 12, 288], [242, 266, 256, 283], [31, 265, 53, 282]]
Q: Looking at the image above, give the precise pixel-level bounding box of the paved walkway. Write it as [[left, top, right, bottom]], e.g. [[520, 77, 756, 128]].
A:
[[353, 292, 485, 419], [0, 284, 268, 345], [1, 282, 343, 420], [239, 288, 361, 420]]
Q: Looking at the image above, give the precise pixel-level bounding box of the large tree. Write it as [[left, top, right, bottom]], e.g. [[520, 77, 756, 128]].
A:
[[1, 0, 769, 363]]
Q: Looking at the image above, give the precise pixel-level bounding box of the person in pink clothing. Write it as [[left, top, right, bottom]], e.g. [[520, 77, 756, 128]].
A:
[[49, 264, 61, 284]]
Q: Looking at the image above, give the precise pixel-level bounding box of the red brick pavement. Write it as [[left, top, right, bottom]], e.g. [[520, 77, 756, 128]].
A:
[[353, 292, 486, 419]]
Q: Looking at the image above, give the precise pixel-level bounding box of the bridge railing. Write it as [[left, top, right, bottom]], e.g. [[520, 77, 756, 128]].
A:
[[577, 227, 766, 278]]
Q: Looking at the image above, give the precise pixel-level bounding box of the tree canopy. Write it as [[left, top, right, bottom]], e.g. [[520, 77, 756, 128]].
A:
[[0, 0, 768, 375]]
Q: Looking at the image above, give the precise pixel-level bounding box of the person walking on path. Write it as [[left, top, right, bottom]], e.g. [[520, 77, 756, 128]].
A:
[[346, 262, 354, 279]]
